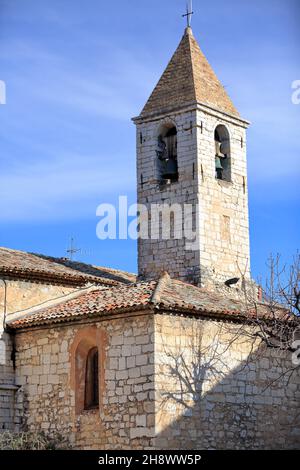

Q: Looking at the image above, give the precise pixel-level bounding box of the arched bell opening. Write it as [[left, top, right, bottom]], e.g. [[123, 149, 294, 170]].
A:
[[214, 125, 231, 182], [156, 124, 179, 183]]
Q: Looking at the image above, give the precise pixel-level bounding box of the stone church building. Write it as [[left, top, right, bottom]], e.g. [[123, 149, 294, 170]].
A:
[[0, 26, 299, 449]]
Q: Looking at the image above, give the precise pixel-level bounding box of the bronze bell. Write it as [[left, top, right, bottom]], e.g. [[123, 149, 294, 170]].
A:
[[215, 155, 224, 180], [215, 141, 224, 158], [215, 156, 223, 170], [161, 158, 178, 181]]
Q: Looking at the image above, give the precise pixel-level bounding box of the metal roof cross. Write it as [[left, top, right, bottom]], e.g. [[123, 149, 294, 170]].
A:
[[182, 0, 194, 28], [66, 237, 81, 261]]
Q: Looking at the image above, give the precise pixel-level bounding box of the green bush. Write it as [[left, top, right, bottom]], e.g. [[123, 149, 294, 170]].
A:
[[0, 431, 68, 450]]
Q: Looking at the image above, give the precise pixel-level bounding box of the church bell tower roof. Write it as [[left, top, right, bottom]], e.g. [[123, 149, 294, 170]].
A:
[[140, 27, 240, 119]]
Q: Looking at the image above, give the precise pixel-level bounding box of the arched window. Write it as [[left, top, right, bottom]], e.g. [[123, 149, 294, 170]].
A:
[[71, 327, 106, 415], [84, 347, 99, 410], [156, 125, 178, 183], [214, 125, 231, 182]]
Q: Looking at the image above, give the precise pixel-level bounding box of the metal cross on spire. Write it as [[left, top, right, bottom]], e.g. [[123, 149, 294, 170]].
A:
[[182, 0, 194, 28]]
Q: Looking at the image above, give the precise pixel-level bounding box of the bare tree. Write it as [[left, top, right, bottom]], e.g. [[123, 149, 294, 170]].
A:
[[240, 253, 300, 356], [156, 254, 300, 437]]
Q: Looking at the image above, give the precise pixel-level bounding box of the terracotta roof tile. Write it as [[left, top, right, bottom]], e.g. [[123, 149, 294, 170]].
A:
[[8, 273, 276, 330], [0, 247, 134, 286], [140, 27, 239, 118], [36, 256, 136, 284], [9, 281, 158, 329]]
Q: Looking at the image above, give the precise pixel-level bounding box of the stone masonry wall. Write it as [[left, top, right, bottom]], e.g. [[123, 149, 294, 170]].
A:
[[14, 313, 155, 449], [13, 311, 300, 449], [196, 107, 250, 286], [0, 332, 23, 432], [0, 279, 77, 433], [136, 105, 250, 287], [0, 279, 76, 318], [137, 111, 200, 284], [154, 314, 300, 450]]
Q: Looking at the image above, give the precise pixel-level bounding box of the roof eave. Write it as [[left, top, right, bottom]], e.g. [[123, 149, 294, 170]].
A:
[[8, 300, 291, 332], [0, 268, 119, 287], [8, 301, 248, 332], [132, 101, 250, 127], [7, 304, 155, 331]]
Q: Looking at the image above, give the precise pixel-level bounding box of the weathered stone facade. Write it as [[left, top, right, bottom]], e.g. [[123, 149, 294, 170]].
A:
[[135, 106, 250, 287], [10, 313, 300, 449], [134, 27, 250, 287], [0, 332, 21, 432], [0, 24, 298, 452], [136, 110, 200, 283], [154, 315, 299, 450], [14, 314, 155, 449], [196, 107, 250, 286], [0, 278, 77, 432]]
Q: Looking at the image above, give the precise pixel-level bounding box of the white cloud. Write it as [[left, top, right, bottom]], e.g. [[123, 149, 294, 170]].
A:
[[0, 0, 299, 229], [0, 151, 135, 222], [0, 36, 156, 122]]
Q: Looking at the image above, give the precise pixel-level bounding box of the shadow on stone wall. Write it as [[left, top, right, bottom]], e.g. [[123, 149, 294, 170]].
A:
[[155, 335, 300, 450]]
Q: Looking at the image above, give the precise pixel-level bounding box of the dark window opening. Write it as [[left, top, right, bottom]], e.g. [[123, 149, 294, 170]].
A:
[[84, 347, 99, 410], [215, 125, 231, 182], [156, 126, 178, 183]]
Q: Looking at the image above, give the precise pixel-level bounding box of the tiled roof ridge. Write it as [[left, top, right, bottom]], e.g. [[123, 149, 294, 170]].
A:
[[7, 285, 101, 324], [186, 28, 197, 101], [7, 280, 157, 330], [39, 254, 136, 278], [150, 272, 171, 304], [0, 264, 118, 287], [139, 27, 240, 119], [0, 247, 125, 287], [189, 29, 239, 118], [7, 274, 291, 331], [37, 256, 136, 285]]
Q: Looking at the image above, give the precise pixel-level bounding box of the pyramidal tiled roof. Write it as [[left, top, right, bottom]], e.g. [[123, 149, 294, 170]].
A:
[[140, 27, 239, 118]]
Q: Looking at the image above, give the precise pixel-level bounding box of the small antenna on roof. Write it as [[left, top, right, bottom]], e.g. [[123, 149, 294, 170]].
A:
[[182, 0, 194, 28], [66, 237, 81, 261]]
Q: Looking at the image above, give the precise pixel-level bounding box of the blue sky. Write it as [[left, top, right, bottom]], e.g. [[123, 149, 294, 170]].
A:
[[0, 0, 299, 280]]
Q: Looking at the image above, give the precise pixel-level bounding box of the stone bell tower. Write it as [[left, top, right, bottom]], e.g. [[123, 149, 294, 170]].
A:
[[133, 26, 251, 287]]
